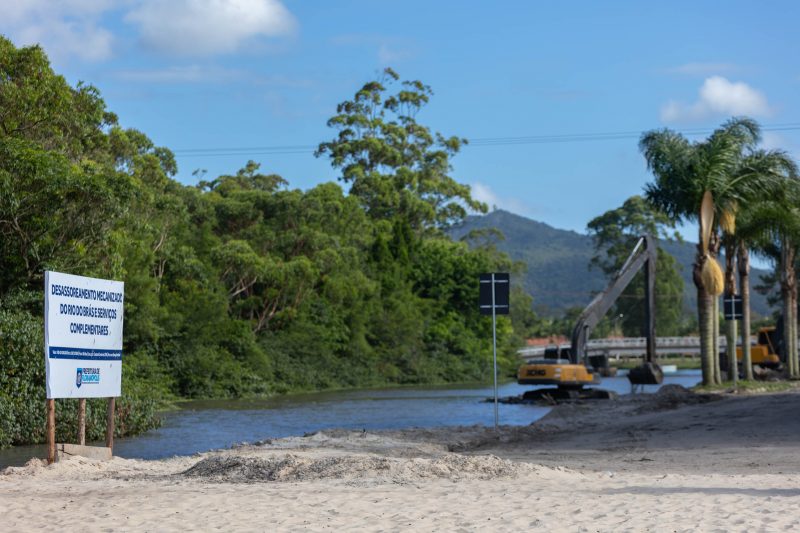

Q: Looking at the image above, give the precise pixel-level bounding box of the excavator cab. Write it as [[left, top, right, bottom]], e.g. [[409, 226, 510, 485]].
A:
[[517, 235, 663, 401], [732, 326, 782, 368]]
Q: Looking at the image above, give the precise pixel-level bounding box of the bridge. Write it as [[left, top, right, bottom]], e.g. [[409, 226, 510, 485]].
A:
[[517, 336, 752, 360]]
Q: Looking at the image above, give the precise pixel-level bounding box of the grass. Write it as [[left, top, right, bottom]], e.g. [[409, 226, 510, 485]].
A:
[[693, 380, 799, 393], [612, 356, 701, 370]]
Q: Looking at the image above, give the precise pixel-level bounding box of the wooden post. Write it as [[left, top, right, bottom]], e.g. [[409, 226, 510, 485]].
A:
[[46, 399, 56, 464], [105, 397, 115, 452], [77, 398, 86, 445]]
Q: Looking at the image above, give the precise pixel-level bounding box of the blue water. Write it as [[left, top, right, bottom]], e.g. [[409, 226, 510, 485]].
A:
[[0, 370, 701, 468]]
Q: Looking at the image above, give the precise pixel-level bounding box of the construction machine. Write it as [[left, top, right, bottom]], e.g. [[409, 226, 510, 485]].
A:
[[728, 326, 782, 369], [517, 235, 663, 400]]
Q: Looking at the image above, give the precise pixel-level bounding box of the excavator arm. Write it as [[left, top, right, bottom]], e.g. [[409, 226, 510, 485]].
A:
[[570, 235, 657, 365]]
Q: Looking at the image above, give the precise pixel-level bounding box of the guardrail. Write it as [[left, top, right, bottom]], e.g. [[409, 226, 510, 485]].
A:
[[517, 336, 756, 359]]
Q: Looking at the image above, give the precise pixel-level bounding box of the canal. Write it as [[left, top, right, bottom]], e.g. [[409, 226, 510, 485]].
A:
[[0, 370, 701, 468]]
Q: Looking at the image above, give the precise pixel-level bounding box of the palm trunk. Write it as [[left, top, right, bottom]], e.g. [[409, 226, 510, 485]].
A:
[[695, 239, 715, 386], [713, 295, 721, 384], [738, 243, 753, 380], [698, 287, 715, 385], [788, 244, 798, 378], [791, 283, 798, 378], [725, 243, 738, 384], [710, 232, 722, 385], [780, 239, 796, 377]]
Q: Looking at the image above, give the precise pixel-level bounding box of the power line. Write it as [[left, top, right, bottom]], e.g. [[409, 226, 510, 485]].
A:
[[170, 123, 800, 158]]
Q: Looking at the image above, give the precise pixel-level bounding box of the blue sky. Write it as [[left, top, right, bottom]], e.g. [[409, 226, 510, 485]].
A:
[[3, 0, 799, 238]]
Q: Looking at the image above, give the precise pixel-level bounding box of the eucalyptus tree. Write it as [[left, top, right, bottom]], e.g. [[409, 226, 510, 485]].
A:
[[316, 68, 486, 232], [641, 118, 779, 385]]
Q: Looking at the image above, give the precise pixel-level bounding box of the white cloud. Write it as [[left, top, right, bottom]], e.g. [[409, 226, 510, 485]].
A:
[[125, 0, 295, 57], [662, 62, 741, 76], [0, 0, 115, 62], [471, 182, 533, 216], [471, 183, 499, 208], [661, 76, 771, 123]]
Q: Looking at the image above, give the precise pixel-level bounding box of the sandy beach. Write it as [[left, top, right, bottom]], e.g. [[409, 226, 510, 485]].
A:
[[4, 385, 800, 532]]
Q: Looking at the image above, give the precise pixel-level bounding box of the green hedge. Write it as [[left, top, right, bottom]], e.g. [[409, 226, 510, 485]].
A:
[[0, 307, 162, 447]]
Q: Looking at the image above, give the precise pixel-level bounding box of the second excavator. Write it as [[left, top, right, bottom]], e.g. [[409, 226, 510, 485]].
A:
[[517, 235, 663, 400]]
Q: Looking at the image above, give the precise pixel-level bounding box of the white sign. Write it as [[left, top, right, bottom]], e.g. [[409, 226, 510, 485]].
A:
[[44, 271, 124, 399]]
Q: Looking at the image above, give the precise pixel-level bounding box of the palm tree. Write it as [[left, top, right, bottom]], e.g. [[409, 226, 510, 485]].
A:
[[718, 150, 797, 382], [743, 180, 800, 378], [641, 118, 780, 385]]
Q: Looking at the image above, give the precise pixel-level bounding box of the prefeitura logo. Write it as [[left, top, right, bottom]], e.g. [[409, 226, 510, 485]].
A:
[[75, 368, 100, 388]]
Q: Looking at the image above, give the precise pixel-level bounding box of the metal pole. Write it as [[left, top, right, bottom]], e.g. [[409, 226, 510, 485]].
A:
[[491, 273, 499, 430]]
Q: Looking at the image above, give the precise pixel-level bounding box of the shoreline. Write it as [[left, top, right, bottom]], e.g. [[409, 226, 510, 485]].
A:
[[4, 385, 800, 531]]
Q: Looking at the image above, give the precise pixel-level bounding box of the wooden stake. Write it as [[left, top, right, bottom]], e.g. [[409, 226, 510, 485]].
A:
[[46, 399, 55, 464], [105, 397, 115, 452], [77, 398, 86, 445]]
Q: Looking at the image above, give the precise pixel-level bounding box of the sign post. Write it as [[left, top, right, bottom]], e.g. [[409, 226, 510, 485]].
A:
[[723, 294, 743, 320], [479, 273, 509, 429], [723, 293, 743, 387], [44, 271, 124, 463]]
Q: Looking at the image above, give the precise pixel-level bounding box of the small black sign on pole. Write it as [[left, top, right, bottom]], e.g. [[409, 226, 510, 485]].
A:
[[479, 273, 509, 429], [723, 293, 743, 321]]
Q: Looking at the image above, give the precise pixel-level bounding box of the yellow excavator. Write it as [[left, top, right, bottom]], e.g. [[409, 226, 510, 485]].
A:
[[517, 235, 663, 401], [733, 326, 781, 368]]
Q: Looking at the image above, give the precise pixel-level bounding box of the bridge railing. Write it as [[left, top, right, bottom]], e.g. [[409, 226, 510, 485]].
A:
[[518, 336, 757, 359]]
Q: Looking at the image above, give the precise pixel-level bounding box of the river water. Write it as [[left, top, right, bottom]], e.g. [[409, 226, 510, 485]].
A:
[[0, 370, 701, 468]]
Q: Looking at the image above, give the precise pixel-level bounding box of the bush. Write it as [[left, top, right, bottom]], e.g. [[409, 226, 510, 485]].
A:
[[0, 305, 162, 447]]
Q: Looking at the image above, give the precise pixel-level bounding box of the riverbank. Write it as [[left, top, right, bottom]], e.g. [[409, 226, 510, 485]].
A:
[[3, 385, 800, 531]]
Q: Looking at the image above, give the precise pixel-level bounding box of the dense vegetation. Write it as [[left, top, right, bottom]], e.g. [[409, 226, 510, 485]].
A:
[[0, 40, 538, 447]]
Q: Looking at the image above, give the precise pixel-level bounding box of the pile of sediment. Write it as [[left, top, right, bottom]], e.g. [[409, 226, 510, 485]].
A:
[[181, 452, 532, 484]]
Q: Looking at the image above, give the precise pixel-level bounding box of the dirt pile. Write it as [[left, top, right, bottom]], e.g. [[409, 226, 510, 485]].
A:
[[181, 452, 531, 484], [640, 384, 718, 412]]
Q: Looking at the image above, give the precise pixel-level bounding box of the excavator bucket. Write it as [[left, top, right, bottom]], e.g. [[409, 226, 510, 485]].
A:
[[627, 362, 664, 385]]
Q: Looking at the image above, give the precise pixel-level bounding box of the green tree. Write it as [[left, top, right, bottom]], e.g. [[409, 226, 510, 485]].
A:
[[316, 68, 486, 231], [740, 180, 800, 378], [587, 195, 685, 336], [642, 117, 783, 385]]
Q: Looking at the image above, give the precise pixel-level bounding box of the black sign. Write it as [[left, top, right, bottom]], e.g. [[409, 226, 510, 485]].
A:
[[479, 273, 510, 315], [723, 293, 743, 320]]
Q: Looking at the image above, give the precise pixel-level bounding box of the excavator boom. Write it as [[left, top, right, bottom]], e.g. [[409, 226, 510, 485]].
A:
[[516, 234, 662, 397], [570, 235, 657, 365]]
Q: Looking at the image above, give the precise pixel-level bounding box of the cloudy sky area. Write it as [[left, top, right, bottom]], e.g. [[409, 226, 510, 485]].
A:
[[1, 0, 798, 237]]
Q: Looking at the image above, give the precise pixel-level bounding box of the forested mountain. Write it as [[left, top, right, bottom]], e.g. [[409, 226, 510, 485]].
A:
[[450, 209, 774, 318]]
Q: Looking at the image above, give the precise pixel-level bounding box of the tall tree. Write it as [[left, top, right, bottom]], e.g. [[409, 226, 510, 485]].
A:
[[742, 179, 800, 378], [316, 68, 486, 231], [641, 118, 780, 385], [718, 150, 797, 381], [587, 195, 685, 336]]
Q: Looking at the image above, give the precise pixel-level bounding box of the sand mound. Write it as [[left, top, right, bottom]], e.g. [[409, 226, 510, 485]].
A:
[[1, 457, 48, 477], [182, 452, 530, 484]]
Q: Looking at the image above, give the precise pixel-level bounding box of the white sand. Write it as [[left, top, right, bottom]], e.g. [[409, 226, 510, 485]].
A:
[[4, 385, 800, 532]]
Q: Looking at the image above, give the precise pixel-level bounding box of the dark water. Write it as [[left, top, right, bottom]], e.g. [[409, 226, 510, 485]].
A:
[[0, 370, 701, 468]]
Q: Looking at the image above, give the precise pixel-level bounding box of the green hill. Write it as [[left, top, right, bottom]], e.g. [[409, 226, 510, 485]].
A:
[[449, 209, 774, 318]]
